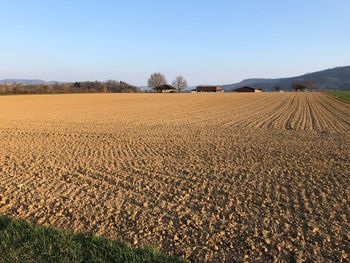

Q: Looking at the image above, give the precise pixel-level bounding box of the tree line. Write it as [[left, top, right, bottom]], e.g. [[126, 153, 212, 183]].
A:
[[0, 75, 319, 95], [0, 80, 139, 95], [273, 80, 317, 92]]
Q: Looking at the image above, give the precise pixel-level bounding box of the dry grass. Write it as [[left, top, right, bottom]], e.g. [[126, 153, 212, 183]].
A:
[[0, 93, 349, 262]]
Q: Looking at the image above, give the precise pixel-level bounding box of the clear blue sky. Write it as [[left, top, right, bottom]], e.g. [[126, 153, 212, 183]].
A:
[[0, 0, 349, 86]]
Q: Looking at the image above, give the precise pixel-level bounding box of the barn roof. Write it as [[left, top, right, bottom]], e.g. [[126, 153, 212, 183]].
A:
[[196, 85, 223, 91], [234, 86, 261, 91], [158, 84, 175, 90]]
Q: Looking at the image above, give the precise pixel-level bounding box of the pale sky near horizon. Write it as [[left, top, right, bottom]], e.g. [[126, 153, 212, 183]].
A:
[[0, 0, 349, 86]]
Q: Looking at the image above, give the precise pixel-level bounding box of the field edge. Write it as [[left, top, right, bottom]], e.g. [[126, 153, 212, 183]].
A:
[[0, 215, 188, 263], [327, 91, 350, 102]]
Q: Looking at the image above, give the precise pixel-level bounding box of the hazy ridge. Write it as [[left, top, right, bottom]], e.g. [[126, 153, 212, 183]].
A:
[[223, 66, 350, 91]]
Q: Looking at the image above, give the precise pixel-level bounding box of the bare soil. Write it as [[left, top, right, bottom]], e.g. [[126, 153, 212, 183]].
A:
[[0, 93, 349, 262]]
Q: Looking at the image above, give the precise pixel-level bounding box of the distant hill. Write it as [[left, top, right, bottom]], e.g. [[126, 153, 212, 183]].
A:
[[0, 79, 64, 85], [222, 66, 350, 91]]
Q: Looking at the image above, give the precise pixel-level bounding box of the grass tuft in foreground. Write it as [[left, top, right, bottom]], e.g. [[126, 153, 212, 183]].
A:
[[0, 215, 187, 263], [328, 91, 350, 101]]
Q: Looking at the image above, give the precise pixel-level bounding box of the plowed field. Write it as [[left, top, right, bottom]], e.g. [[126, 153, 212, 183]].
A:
[[0, 93, 349, 262]]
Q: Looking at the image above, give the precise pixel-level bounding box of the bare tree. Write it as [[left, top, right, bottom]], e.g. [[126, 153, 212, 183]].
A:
[[273, 85, 281, 92], [172, 76, 188, 92], [304, 80, 315, 91], [292, 82, 305, 92], [292, 80, 315, 92], [64, 84, 72, 93], [148, 72, 167, 92]]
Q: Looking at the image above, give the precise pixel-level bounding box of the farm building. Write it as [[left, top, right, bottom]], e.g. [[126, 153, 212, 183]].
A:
[[234, 86, 262, 92], [196, 85, 224, 92], [156, 84, 176, 93]]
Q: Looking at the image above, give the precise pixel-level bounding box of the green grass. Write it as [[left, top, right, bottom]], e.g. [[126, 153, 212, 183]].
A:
[[328, 91, 350, 101], [0, 216, 187, 263]]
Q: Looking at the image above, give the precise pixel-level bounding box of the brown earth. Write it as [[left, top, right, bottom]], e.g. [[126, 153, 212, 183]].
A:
[[0, 93, 349, 262]]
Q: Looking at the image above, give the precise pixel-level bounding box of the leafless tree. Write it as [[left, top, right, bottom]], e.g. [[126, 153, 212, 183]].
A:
[[292, 80, 315, 92], [148, 72, 167, 92], [292, 82, 305, 92], [172, 76, 188, 92], [304, 80, 316, 91], [273, 85, 281, 92], [64, 84, 72, 93]]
